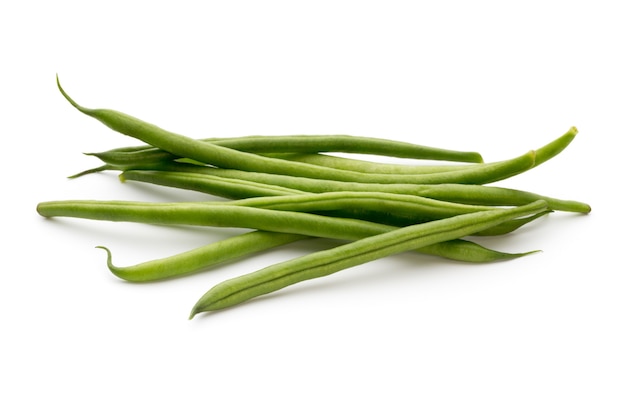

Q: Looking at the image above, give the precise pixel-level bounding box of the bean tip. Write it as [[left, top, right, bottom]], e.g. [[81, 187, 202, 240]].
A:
[[56, 74, 90, 114], [67, 164, 109, 179], [189, 297, 211, 320], [95, 245, 112, 262], [188, 308, 200, 320]]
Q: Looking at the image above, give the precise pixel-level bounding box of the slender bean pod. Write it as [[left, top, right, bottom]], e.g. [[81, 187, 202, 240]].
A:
[[86, 133, 485, 163], [58, 78, 490, 184], [36, 200, 447, 240], [120, 169, 308, 199], [36, 197, 544, 272], [120, 165, 591, 213], [84, 125, 576, 177], [189, 201, 548, 317], [99, 232, 538, 282], [97, 231, 311, 282], [120, 171, 548, 231], [57, 77, 576, 185], [78, 149, 473, 177], [259, 152, 474, 174]]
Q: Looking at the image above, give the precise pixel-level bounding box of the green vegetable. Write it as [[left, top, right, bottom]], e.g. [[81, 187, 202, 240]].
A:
[[97, 233, 537, 283], [189, 201, 548, 317], [56, 77, 571, 185], [34, 76, 590, 318], [120, 166, 590, 213]]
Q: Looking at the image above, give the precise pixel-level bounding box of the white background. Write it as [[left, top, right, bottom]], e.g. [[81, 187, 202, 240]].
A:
[[2, 1, 624, 416]]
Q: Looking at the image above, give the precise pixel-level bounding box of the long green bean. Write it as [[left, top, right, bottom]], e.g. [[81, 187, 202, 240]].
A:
[[83, 125, 577, 178], [189, 201, 548, 317], [57, 77, 570, 185], [120, 166, 591, 213], [139, 170, 551, 231], [85, 133, 485, 164], [99, 234, 538, 282], [36, 197, 544, 270], [87, 148, 476, 175], [35, 200, 449, 240]]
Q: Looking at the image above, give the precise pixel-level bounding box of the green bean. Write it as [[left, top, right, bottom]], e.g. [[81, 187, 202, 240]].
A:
[[121, 165, 591, 213], [211, 135, 484, 162], [83, 148, 534, 185], [470, 209, 552, 235], [223, 190, 504, 228], [268, 120, 574, 174], [120, 169, 308, 199], [127, 170, 550, 231], [68, 165, 111, 178], [57, 77, 560, 185], [36, 197, 544, 269], [86, 133, 485, 164], [80, 148, 474, 178], [414, 184, 591, 213], [260, 152, 475, 174], [87, 123, 577, 177], [188, 201, 548, 317], [35, 200, 441, 240], [97, 231, 311, 282], [78, 126, 578, 185], [34, 198, 493, 239], [86, 148, 183, 166], [58, 78, 487, 184], [100, 233, 538, 282]]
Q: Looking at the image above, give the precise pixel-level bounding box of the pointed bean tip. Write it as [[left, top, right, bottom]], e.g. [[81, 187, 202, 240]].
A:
[[188, 306, 201, 320], [189, 295, 213, 319], [95, 245, 112, 259], [67, 164, 108, 179], [498, 249, 542, 261], [56, 75, 90, 114]]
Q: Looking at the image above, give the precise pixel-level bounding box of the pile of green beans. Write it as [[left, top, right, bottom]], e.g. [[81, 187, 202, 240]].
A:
[[37, 76, 591, 319]]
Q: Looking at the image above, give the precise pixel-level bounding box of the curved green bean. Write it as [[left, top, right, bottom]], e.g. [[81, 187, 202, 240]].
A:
[[57, 77, 561, 185], [78, 126, 578, 184], [189, 201, 548, 317], [85, 125, 577, 178], [96, 231, 311, 282], [99, 233, 538, 282]]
